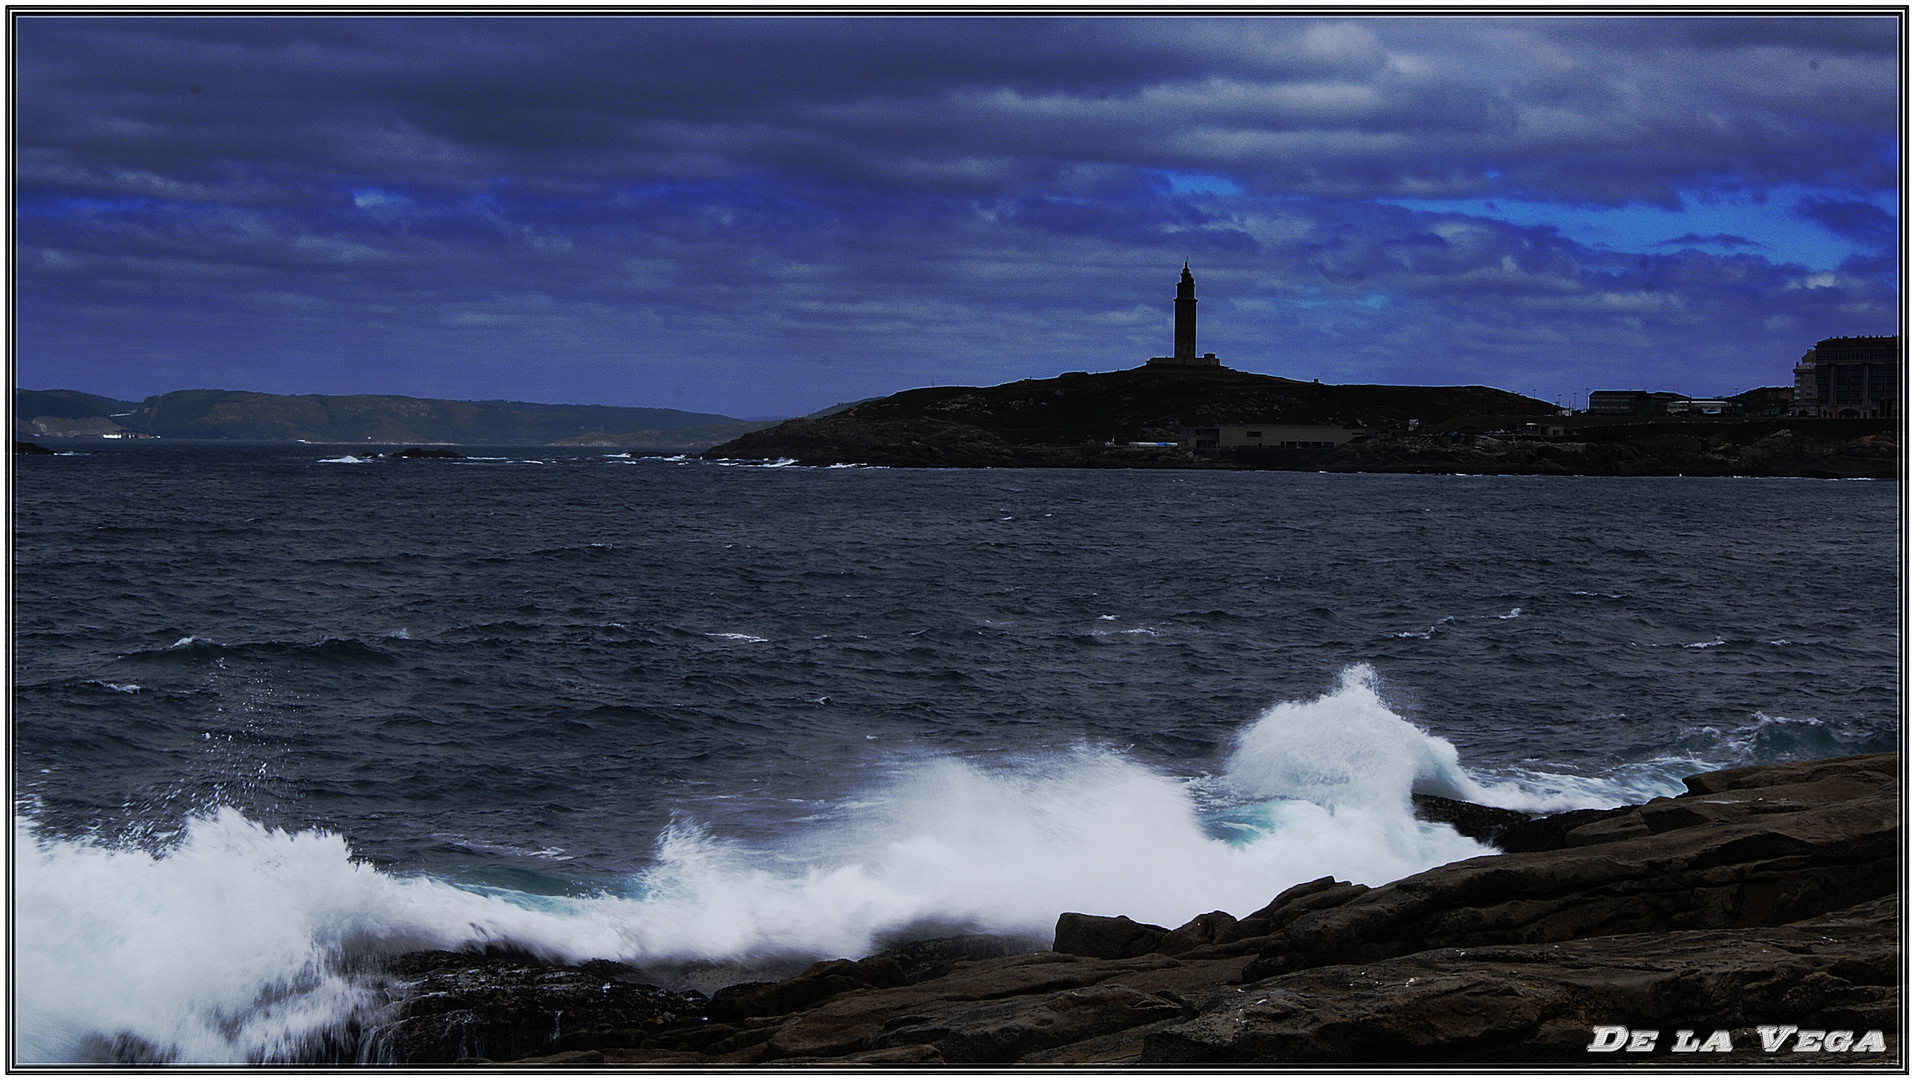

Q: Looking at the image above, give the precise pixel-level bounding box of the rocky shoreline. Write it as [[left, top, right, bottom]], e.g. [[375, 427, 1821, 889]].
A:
[[707, 421, 1898, 479], [353, 753, 1899, 1066]]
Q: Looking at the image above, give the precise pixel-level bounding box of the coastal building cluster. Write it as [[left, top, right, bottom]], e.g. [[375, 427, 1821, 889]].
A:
[[1584, 336, 1899, 421], [1144, 265, 1897, 442]]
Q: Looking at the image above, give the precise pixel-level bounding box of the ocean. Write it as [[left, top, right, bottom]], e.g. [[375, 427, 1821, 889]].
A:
[[11, 443, 1901, 1063]]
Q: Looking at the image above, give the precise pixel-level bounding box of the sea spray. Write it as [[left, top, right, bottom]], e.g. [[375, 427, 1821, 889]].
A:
[[1221, 664, 1737, 815], [12, 809, 634, 1064], [1223, 663, 1477, 808], [15, 665, 1681, 1064]]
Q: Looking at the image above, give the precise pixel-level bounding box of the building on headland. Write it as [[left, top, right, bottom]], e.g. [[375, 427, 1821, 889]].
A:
[[1182, 423, 1361, 449], [1791, 335, 1898, 418], [1146, 263, 1223, 368], [1663, 398, 1738, 417]]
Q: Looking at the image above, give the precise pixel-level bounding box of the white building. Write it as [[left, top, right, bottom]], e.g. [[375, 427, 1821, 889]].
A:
[[1181, 424, 1362, 449]]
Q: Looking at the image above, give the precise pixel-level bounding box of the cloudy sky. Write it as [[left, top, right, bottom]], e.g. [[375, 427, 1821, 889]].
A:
[[13, 14, 1901, 418]]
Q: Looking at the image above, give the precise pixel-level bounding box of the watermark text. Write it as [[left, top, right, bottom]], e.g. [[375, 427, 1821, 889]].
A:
[[1587, 1025, 1887, 1054]]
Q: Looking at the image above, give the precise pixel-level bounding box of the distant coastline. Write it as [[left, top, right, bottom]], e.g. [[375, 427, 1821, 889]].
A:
[[13, 388, 773, 452]]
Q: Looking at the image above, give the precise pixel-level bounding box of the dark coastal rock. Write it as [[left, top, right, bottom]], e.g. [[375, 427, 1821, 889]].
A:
[[705, 955, 908, 1022], [1238, 752, 1898, 982], [13, 439, 53, 455], [1143, 895, 1899, 1063], [1408, 790, 1664, 853], [363, 950, 707, 1064], [845, 980, 1192, 1063], [872, 932, 1035, 983], [384, 753, 1900, 1066], [392, 446, 463, 458], [1679, 754, 1900, 798], [1410, 792, 1537, 844], [1493, 805, 1640, 851], [1052, 912, 1171, 959], [761, 952, 1186, 1061]]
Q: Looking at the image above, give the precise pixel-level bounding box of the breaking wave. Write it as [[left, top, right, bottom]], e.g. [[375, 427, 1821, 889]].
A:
[[12, 665, 1704, 1064]]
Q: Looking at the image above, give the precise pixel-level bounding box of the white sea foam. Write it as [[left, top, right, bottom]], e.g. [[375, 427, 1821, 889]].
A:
[[13, 810, 641, 1064], [316, 455, 367, 464], [12, 664, 1658, 1064], [1222, 666, 1667, 815]]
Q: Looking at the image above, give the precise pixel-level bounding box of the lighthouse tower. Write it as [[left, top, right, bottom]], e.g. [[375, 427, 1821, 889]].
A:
[[1174, 262, 1197, 359], [1147, 262, 1221, 368]]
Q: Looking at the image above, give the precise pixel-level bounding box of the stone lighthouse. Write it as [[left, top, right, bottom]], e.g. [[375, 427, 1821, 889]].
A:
[[1174, 261, 1197, 358], [1147, 262, 1221, 367]]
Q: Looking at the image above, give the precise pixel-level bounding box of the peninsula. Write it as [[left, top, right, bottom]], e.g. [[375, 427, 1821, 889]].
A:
[[703, 265, 1896, 478], [703, 366, 1896, 478]]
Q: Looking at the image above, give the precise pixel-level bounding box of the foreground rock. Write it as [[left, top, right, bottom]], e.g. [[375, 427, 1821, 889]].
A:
[[360, 952, 708, 1063], [1145, 896, 1897, 1063], [374, 753, 1899, 1065]]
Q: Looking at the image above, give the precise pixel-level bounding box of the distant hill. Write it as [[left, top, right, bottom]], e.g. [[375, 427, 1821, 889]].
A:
[[16, 388, 141, 420], [13, 389, 773, 450], [704, 366, 1554, 466], [14, 389, 143, 437]]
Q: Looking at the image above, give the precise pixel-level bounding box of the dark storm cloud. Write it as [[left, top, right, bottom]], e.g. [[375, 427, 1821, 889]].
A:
[[11, 14, 1900, 414], [20, 16, 1895, 203], [1794, 196, 1897, 250], [1656, 234, 1764, 249]]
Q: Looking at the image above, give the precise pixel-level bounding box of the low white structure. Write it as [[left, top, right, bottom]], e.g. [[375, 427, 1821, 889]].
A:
[[1181, 424, 1362, 449], [1664, 399, 1735, 416]]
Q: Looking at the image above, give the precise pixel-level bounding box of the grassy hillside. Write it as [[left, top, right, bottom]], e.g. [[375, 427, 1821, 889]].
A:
[[706, 366, 1555, 465], [15, 389, 140, 423], [836, 367, 1551, 445]]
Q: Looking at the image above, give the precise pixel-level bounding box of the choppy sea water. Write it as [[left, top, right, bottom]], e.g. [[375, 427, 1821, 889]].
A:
[[11, 444, 1901, 1063]]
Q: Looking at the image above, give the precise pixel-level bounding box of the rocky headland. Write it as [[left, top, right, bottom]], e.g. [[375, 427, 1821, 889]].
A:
[[703, 367, 1898, 478], [350, 752, 1899, 1066]]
